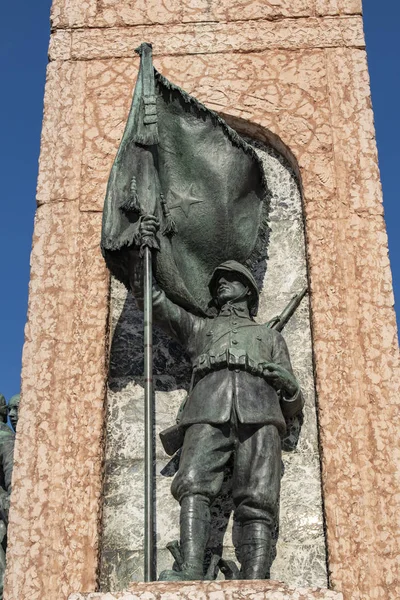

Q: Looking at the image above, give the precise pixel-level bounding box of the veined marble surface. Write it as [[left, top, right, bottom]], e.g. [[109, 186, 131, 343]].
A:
[[99, 142, 327, 590]]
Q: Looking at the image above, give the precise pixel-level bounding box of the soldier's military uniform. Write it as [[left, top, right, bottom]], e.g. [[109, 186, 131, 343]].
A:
[[140, 261, 303, 580]]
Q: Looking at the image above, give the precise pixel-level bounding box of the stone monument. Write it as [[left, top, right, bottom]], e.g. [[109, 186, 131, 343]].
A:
[[3, 2, 400, 600]]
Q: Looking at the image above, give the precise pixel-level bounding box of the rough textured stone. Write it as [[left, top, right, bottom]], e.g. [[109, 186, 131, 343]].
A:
[[211, 1, 312, 22], [100, 143, 327, 590], [51, 0, 97, 28], [315, 0, 361, 15], [51, 0, 180, 29], [3, 205, 109, 600], [50, 0, 363, 29], [308, 48, 400, 600], [70, 580, 343, 600], [36, 61, 86, 204], [49, 17, 365, 62], [325, 49, 384, 217]]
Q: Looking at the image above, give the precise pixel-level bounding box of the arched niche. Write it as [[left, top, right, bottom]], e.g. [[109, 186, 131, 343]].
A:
[[99, 120, 328, 591]]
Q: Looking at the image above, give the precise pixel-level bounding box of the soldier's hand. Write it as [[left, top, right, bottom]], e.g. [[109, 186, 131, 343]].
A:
[[140, 214, 159, 238], [263, 363, 299, 397]]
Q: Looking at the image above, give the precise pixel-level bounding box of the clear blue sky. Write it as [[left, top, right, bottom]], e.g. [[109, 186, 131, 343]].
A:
[[0, 1, 399, 400]]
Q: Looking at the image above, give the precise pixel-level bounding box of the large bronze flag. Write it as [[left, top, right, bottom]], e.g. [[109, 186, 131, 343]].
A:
[[101, 43, 270, 315]]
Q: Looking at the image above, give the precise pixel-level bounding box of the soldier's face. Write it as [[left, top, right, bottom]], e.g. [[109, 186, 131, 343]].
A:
[[216, 273, 249, 305], [8, 405, 19, 432]]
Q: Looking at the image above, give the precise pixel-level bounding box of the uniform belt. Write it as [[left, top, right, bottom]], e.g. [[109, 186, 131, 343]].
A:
[[191, 349, 269, 386]]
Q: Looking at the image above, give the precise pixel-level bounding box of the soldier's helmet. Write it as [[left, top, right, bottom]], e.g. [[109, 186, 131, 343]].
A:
[[8, 394, 20, 409], [208, 260, 259, 317], [0, 395, 6, 423]]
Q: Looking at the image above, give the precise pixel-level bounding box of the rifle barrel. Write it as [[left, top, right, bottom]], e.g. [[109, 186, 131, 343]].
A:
[[272, 287, 308, 332]]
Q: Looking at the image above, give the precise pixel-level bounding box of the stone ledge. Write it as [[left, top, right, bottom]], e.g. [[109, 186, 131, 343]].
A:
[[69, 580, 343, 600], [49, 16, 365, 62], [50, 0, 362, 30]]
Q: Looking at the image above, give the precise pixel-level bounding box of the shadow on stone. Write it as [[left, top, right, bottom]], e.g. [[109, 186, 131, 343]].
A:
[[109, 291, 192, 393]]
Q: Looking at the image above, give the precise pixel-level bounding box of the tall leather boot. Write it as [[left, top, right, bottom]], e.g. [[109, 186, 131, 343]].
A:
[[238, 521, 271, 580], [159, 494, 210, 581]]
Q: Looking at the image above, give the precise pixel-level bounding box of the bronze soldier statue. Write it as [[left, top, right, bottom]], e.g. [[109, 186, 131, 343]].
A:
[[7, 395, 19, 434], [132, 216, 304, 581], [0, 395, 15, 525], [0, 394, 18, 600]]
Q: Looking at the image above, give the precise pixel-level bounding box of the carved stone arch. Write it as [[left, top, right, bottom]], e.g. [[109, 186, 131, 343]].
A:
[[221, 113, 303, 185]]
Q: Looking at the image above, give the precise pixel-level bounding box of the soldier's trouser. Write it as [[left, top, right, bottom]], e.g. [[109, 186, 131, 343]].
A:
[[171, 421, 281, 525]]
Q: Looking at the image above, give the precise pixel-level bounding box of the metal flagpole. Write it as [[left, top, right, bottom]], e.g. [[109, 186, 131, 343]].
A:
[[143, 244, 156, 582]]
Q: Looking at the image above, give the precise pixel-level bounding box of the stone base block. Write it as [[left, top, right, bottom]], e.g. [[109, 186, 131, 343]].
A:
[[69, 580, 342, 600]]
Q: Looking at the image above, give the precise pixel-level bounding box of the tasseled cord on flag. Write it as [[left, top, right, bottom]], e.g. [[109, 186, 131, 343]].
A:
[[160, 194, 178, 237]]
